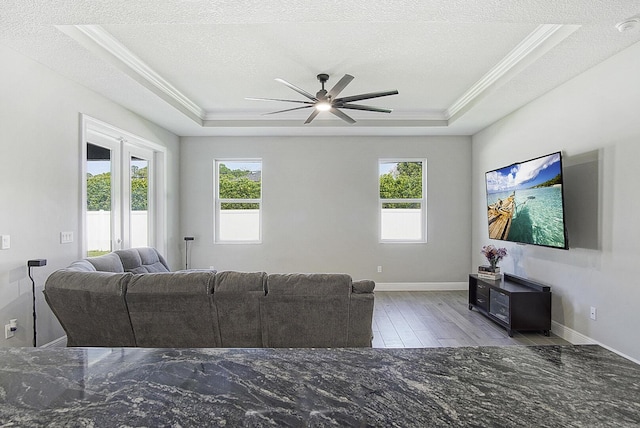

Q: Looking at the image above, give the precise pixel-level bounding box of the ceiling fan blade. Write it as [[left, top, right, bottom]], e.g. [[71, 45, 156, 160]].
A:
[[330, 108, 356, 124], [304, 109, 321, 124], [246, 97, 314, 105], [275, 78, 317, 101], [338, 103, 393, 113], [327, 74, 354, 99], [262, 105, 313, 115], [335, 90, 399, 104]]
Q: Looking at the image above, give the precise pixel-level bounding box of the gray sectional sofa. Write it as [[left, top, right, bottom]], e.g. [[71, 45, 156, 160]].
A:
[[44, 248, 375, 348]]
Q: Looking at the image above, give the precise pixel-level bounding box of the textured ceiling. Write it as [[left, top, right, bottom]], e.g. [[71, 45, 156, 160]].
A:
[[1, 1, 640, 136]]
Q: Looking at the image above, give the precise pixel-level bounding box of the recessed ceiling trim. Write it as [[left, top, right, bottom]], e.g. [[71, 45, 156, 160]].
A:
[[202, 118, 449, 128], [445, 24, 580, 122], [58, 24, 205, 124]]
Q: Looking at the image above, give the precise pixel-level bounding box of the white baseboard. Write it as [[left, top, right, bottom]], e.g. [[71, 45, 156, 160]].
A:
[[40, 335, 67, 348], [551, 321, 640, 365], [551, 321, 596, 345], [375, 282, 467, 291]]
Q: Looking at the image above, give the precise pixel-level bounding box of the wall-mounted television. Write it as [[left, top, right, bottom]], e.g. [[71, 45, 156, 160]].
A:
[[485, 151, 568, 249]]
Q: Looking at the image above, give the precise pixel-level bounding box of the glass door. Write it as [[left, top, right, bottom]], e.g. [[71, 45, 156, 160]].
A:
[[124, 145, 154, 249], [85, 139, 121, 256], [83, 121, 162, 257]]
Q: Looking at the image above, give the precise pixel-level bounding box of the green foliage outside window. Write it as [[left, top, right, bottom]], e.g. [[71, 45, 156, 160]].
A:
[[87, 166, 149, 211], [86, 172, 112, 211], [379, 162, 423, 208], [218, 163, 261, 209]]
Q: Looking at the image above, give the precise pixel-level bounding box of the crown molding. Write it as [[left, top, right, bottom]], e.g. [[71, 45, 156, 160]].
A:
[[57, 25, 205, 124], [445, 24, 580, 122]]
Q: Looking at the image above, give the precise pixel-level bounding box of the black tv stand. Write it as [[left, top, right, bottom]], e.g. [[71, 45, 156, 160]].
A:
[[468, 273, 551, 337]]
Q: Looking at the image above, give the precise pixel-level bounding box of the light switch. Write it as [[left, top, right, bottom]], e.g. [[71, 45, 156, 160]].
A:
[[60, 231, 74, 244], [1, 235, 9, 250]]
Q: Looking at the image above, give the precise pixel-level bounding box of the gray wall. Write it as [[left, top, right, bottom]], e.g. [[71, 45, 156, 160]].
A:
[[472, 40, 640, 361], [0, 45, 180, 347], [180, 136, 472, 284]]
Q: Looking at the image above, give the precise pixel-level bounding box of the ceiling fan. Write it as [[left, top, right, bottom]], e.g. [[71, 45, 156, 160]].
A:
[[246, 73, 398, 124]]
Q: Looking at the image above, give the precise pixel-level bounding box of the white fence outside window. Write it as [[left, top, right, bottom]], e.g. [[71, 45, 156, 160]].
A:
[[87, 210, 148, 251]]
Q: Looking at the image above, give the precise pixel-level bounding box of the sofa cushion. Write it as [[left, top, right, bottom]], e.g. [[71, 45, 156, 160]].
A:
[[86, 252, 125, 273], [261, 273, 352, 348], [213, 271, 266, 347], [266, 273, 352, 296], [115, 247, 170, 273], [126, 271, 219, 347], [67, 259, 98, 272], [215, 271, 266, 293]]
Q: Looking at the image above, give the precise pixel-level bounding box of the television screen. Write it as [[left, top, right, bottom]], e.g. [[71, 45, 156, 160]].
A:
[[485, 152, 568, 249]]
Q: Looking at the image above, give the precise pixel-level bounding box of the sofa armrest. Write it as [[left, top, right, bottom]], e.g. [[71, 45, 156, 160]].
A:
[[44, 270, 135, 346], [348, 279, 375, 347], [352, 279, 375, 294]]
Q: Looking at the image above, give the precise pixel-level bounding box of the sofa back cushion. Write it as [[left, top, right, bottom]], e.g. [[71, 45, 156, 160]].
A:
[[43, 270, 135, 346], [266, 273, 352, 296], [125, 271, 219, 347], [115, 247, 170, 273], [86, 252, 125, 273], [260, 274, 352, 348], [213, 271, 266, 347]]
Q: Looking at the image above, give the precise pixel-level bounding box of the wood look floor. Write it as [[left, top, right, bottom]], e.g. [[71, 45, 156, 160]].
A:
[[372, 291, 570, 348]]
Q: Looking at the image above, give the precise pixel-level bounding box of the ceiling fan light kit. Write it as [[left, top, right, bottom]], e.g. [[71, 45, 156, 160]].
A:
[[247, 73, 398, 124]]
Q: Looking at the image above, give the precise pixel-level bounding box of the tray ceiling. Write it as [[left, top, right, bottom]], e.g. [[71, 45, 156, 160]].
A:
[[1, 1, 639, 136]]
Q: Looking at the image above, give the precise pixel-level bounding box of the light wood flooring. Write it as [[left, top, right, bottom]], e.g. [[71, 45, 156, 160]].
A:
[[372, 290, 570, 348]]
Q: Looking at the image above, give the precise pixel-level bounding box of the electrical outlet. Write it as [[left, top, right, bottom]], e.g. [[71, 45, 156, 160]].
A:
[[377, 266, 383, 273], [5, 324, 14, 339], [590, 306, 597, 320]]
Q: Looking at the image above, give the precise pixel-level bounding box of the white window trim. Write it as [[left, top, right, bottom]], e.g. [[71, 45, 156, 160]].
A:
[[378, 158, 428, 243], [213, 158, 263, 244], [80, 114, 167, 256]]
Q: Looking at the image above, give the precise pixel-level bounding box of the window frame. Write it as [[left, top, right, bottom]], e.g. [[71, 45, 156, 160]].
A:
[[213, 158, 263, 244], [378, 158, 427, 243]]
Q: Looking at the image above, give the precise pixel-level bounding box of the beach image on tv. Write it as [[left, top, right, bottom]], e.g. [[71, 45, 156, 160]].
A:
[[485, 152, 567, 249]]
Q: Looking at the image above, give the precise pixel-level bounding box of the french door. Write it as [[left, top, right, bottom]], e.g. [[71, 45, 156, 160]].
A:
[[82, 116, 165, 256]]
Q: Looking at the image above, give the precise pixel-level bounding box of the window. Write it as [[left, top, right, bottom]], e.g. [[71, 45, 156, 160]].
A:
[[214, 160, 262, 243], [83, 115, 166, 256], [379, 159, 426, 242]]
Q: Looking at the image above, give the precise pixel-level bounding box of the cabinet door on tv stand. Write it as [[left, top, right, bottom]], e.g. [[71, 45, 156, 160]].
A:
[[510, 293, 551, 335]]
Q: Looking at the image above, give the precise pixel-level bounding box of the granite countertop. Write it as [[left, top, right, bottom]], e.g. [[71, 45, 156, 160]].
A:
[[1, 345, 639, 427]]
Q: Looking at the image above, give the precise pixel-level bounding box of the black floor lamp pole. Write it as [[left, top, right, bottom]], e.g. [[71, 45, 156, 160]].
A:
[[184, 237, 194, 270], [27, 259, 47, 347]]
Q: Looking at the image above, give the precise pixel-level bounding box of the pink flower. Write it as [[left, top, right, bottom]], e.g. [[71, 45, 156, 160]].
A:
[[481, 245, 508, 265]]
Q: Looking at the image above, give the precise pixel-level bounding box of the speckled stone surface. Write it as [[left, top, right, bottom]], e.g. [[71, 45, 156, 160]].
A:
[[1, 345, 638, 427]]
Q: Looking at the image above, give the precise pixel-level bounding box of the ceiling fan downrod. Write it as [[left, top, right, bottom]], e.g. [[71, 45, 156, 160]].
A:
[[316, 73, 329, 98]]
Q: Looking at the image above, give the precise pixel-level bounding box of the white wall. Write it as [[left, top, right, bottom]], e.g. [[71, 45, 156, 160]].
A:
[[472, 40, 640, 360], [0, 45, 180, 347], [180, 136, 472, 284]]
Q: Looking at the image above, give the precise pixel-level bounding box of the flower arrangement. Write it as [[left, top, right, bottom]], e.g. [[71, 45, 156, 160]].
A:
[[481, 245, 507, 269]]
